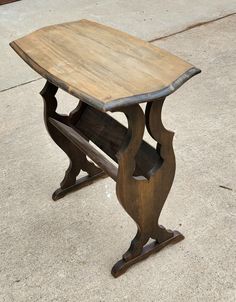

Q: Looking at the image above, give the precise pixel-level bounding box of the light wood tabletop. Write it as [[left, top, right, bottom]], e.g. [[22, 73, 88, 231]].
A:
[[10, 19, 200, 111]]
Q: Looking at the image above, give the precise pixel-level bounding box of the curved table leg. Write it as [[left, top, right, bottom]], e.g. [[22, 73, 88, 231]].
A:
[[111, 100, 184, 277], [40, 81, 106, 201]]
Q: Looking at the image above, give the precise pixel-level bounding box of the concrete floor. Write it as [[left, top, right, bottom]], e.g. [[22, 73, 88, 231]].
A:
[[0, 1, 236, 302]]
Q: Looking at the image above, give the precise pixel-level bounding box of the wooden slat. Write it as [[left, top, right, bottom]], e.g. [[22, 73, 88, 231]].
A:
[[49, 118, 118, 181], [10, 19, 200, 111]]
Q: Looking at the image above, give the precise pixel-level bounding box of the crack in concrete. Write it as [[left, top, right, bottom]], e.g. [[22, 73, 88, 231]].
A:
[[1, 12, 235, 94], [0, 77, 42, 93], [148, 12, 236, 42]]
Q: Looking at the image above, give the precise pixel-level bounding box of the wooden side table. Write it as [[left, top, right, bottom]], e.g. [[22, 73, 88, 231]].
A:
[[10, 20, 200, 277]]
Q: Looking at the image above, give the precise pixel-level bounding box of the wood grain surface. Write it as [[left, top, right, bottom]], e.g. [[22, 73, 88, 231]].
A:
[[10, 19, 200, 111]]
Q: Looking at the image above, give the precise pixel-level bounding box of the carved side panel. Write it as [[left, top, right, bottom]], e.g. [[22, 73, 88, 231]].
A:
[[40, 81, 103, 200], [115, 99, 176, 261]]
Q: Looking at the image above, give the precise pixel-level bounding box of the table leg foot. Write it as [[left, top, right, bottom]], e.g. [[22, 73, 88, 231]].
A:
[[52, 170, 107, 201], [111, 230, 184, 278]]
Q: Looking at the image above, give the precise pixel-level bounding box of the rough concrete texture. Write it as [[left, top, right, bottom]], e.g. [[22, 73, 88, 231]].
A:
[[1, 0, 236, 90], [0, 3, 236, 302]]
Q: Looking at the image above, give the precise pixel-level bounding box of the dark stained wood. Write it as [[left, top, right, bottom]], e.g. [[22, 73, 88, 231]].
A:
[[40, 81, 107, 200], [10, 19, 200, 112], [75, 106, 162, 179], [111, 99, 183, 275], [112, 230, 184, 277], [49, 118, 118, 181], [0, 0, 20, 5], [52, 171, 107, 201], [40, 81, 184, 276]]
